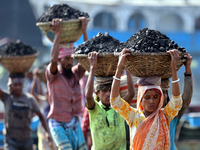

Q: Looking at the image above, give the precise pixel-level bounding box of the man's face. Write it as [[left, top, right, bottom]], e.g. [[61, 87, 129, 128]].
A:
[[59, 56, 74, 70], [98, 89, 111, 107], [10, 82, 23, 97]]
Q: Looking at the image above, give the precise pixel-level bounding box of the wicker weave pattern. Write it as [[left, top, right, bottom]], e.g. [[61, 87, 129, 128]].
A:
[[38, 70, 46, 83], [36, 19, 90, 44], [161, 59, 186, 79], [72, 53, 122, 77], [123, 52, 186, 78], [0, 53, 38, 73]]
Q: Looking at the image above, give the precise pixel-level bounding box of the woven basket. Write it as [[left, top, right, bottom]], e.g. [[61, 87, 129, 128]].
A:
[[161, 58, 186, 79], [37, 70, 46, 83], [123, 52, 186, 78], [0, 52, 38, 73], [72, 53, 123, 77], [36, 19, 90, 44]]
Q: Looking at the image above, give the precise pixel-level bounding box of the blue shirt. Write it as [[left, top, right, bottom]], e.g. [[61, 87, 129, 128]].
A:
[[170, 117, 179, 150]]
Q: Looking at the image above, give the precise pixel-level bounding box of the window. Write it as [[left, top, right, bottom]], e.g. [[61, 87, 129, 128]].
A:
[[128, 13, 147, 31], [93, 12, 117, 30], [159, 14, 183, 32]]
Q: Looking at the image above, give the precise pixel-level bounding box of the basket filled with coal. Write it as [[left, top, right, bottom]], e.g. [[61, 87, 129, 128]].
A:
[[72, 32, 124, 77], [37, 62, 49, 83], [36, 4, 90, 44], [118, 28, 188, 78], [0, 40, 38, 73]]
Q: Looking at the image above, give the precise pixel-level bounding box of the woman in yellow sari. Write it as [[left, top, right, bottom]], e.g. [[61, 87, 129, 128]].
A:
[[110, 49, 182, 150]]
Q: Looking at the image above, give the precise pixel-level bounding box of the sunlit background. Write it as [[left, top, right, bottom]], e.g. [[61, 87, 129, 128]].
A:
[[0, 0, 200, 149]]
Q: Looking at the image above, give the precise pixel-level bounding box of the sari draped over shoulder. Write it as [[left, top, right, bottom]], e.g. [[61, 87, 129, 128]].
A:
[[133, 85, 170, 150], [111, 76, 182, 150]]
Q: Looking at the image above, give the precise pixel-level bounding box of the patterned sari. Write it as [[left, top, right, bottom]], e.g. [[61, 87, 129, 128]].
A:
[[111, 84, 182, 150]]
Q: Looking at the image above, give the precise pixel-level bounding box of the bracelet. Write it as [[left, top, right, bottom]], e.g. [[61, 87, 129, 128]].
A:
[[184, 72, 192, 77], [113, 76, 121, 81], [172, 78, 180, 83]]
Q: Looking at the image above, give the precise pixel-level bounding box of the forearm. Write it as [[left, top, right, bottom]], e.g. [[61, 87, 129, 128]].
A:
[[83, 30, 88, 42], [30, 79, 41, 104], [171, 67, 180, 96], [50, 33, 60, 63], [37, 79, 43, 95], [39, 114, 50, 133], [124, 71, 135, 104], [178, 76, 193, 119], [30, 79, 37, 95], [85, 66, 95, 108], [111, 66, 122, 98]]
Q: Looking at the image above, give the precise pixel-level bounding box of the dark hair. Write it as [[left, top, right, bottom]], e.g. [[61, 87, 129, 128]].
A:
[[9, 73, 25, 78]]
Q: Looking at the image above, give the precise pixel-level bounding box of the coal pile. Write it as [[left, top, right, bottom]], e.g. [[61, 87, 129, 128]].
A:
[[0, 40, 37, 56], [37, 4, 89, 22], [74, 32, 124, 54], [118, 28, 187, 53]]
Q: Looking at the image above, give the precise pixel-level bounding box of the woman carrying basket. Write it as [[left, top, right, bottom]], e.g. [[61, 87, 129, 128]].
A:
[[110, 49, 182, 149]]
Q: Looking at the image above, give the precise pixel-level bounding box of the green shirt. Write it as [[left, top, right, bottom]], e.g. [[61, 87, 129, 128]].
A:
[[88, 101, 126, 150]]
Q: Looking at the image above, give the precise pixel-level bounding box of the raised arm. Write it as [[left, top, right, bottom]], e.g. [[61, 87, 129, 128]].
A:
[[79, 17, 88, 42], [164, 49, 183, 123], [85, 52, 98, 109], [49, 18, 62, 74], [123, 70, 135, 104], [111, 48, 130, 98], [177, 54, 193, 119], [30, 73, 41, 104], [168, 50, 181, 96], [110, 49, 145, 126]]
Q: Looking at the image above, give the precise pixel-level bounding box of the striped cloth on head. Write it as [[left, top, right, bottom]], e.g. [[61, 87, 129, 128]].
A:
[[58, 43, 75, 59], [120, 75, 138, 108], [95, 76, 113, 91]]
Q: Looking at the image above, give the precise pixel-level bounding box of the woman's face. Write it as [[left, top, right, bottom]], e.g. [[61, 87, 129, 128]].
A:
[[141, 89, 160, 114]]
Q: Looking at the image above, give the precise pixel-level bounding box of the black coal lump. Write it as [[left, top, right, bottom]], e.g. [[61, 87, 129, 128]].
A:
[[37, 4, 90, 22], [0, 40, 37, 56], [121, 28, 187, 53], [74, 32, 123, 54]]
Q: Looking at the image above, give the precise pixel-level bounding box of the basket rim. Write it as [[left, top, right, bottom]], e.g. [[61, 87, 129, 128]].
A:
[[0, 52, 39, 59], [114, 51, 188, 56], [36, 18, 91, 26], [72, 52, 117, 58]]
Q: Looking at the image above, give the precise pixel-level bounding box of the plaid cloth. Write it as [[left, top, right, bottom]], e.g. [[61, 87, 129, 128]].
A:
[[49, 117, 79, 131], [48, 117, 87, 150]]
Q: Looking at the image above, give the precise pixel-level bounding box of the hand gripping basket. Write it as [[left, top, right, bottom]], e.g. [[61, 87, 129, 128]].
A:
[[36, 19, 90, 44], [72, 53, 123, 77], [123, 52, 187, 78], [0, 52, 38, 73]]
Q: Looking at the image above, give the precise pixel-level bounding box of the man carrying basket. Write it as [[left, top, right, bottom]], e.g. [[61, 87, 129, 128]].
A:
[[46, 17, 88, 150], [0, 73, 52, 150], [85, 51, 135, 149]]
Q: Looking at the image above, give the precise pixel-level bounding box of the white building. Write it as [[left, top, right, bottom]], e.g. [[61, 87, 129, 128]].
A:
[[29, 0, 200, 33]]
